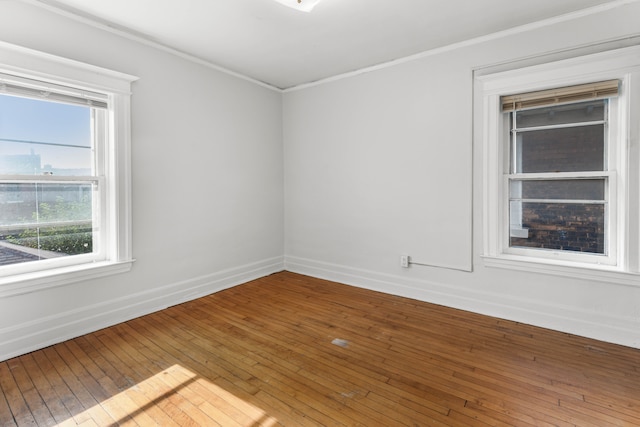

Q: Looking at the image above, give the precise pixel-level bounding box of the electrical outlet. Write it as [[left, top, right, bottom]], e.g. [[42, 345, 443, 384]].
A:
[[400, 255, 409, 268]]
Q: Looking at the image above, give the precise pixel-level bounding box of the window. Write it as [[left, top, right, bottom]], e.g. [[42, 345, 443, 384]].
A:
[[0, 43, 136, 296], [478, 45, 640, 281], [0, 79, 106, 271], [504, 83, 618, 265]]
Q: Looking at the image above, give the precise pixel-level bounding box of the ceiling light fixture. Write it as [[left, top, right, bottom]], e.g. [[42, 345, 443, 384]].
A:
[[272, 0, 321, 12]]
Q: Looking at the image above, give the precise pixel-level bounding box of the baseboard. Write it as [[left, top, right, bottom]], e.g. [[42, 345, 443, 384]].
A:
[[5, 253, 636, 363], [285, 255, 640, 349], [0, 256, 284, 362]]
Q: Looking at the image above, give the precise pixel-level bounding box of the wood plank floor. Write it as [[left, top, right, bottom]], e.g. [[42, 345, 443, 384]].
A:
[[1, 271, 639, 426]]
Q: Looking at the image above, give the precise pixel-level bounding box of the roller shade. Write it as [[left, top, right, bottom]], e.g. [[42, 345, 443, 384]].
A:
[[0, 72, 108, 109], [501, 79, 619, 112]]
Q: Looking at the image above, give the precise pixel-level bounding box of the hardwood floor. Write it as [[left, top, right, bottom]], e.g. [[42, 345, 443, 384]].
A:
[[1, 271, 639, 426]]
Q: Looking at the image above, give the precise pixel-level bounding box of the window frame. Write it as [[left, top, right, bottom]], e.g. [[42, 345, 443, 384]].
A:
[[477, 45, 640, 282], [0, 41, 137, 297], [504, 98, 618, 265], [0, 99, 106, 276]]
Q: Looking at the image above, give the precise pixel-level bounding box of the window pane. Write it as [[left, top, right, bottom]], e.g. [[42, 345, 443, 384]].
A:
[[510, 202, 605, 254], [515, 125, 605, 173], [0, 94, 93, 176], [515, 100, 606, 128], [0, 182, 95, 266], [510, 179, 605, 200]]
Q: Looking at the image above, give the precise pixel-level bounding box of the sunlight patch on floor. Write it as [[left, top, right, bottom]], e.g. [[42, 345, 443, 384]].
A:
[[57, 364, 279, 426]]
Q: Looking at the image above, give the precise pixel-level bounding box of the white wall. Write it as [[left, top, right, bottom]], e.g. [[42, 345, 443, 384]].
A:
[[0, 1, 284, 361], [284, 2, 640, 348]]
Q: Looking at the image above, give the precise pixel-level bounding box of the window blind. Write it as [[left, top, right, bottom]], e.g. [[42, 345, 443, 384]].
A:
[[0, 72, 108, 109], [501, 79, 619, 112]]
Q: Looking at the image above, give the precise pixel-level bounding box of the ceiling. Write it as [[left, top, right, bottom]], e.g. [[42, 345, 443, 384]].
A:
[[29, 0, 630, 90]]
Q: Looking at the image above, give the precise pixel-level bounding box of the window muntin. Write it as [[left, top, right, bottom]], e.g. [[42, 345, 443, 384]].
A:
[[506, 99, 612, 258], [0, 85, 106, 273]]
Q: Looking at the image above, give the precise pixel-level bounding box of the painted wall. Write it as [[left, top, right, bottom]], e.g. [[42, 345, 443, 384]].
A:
[[284, 2, 640, 348], [0, 1, 284, 361]]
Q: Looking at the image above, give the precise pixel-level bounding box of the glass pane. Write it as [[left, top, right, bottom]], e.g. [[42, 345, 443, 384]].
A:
[[0, 182, 95, 266], [510, 179, 605, 201], [515, 125, 605, 173], [0, 94, 93, 176], [515, 100, 606, 128], [510, 202, 605, 254]]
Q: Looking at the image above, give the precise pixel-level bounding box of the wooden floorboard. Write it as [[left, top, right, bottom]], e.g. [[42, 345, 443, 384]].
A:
[[1, 271, 639, 426]]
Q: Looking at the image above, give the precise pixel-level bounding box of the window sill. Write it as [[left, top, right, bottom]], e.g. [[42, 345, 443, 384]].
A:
[[0, 259, 135, 298], [481, 255, 640, 288]]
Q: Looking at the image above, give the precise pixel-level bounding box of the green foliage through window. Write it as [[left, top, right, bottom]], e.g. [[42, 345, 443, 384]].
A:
[[7, 196, 93, 255]]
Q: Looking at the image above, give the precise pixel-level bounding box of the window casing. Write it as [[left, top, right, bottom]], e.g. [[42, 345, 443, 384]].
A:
[[478, 45, 640, 281], [0, 42, 136, 296]]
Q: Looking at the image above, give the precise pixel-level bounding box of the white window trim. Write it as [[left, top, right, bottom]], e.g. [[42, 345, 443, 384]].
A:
[[0, 41, 137, 297], [477, 45, 640, 284]]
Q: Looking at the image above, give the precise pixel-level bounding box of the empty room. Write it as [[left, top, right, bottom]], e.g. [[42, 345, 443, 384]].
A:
[[1, 0, 640, 425]]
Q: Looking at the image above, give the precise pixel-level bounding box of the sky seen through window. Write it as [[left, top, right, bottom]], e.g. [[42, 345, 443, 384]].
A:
[[0, 94, 92, 174]]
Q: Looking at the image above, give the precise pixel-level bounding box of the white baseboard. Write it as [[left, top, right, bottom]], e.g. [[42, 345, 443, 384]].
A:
[[0, 256, 284, 362], [4, 254, 636, 363], [285, 255, 640, 349]]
